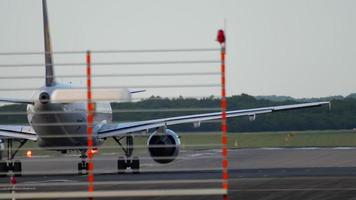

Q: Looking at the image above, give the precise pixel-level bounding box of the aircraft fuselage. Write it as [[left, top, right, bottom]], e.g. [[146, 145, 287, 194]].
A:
[[27, 83, 111, 149]]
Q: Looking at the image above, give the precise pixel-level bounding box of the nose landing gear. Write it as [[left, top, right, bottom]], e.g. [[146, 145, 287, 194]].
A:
[[76, 135, 140, 175], [78, 150, 89, 175]]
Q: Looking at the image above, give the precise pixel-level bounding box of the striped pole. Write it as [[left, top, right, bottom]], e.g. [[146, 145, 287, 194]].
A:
[[86, 51, 94, 196], [217, 29, 228, 200]]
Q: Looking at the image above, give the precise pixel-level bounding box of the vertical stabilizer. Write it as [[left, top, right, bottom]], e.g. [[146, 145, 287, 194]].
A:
[[42, 0, 55, 86]]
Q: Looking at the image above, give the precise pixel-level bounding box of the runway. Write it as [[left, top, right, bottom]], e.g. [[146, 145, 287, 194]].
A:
[[1, 148, 356, 199]]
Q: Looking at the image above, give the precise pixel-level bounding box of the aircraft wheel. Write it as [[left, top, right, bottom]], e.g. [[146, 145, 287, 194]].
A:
[[78, 162, 87, 175], [117, 156, 126, 174], [131, 157, 140, 174], [0, 162, 7, 177], [13, 161, 22, 177], [78, 162, 83, 171]]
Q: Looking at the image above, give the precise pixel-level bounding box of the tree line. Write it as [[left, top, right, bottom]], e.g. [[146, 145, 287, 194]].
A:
[[1, 94, 356, 132]]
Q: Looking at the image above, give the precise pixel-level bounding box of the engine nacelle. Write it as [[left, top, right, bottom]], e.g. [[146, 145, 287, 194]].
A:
[[147, 129, 180, 164]]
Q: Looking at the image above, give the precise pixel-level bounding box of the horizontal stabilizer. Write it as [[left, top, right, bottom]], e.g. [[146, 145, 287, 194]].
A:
[[51, 88, 132, 103], [0, 97, 34, 104]]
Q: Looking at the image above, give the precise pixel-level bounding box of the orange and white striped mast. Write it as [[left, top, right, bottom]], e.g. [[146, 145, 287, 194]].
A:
[[86, 50, 95, 197], [217, 29, 229, 200]]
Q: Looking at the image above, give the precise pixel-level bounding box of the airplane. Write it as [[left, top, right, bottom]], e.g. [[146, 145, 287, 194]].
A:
[[0, 0, 330, 176]]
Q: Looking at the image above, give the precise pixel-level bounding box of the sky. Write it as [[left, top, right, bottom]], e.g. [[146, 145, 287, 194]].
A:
[[0, 0, 355, 99]]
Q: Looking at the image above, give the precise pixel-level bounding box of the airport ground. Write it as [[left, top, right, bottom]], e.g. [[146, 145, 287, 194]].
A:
[[0, 147, 356, 199], [0, 130, 356, 199]]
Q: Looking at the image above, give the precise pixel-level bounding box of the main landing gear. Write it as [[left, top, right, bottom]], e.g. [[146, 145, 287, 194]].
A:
[[113, 135, 140, 174], [0, 139, 26, 177]]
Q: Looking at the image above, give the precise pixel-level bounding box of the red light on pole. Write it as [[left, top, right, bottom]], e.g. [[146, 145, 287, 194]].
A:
[[216, 29, 226, 45]]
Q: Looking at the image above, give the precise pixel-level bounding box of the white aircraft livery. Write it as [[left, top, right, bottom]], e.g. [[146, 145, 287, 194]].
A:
[[0, 0, 330, 175]]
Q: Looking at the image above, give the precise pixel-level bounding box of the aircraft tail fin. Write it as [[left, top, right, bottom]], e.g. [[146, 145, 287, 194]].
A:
[[42, 0, 55, 86]]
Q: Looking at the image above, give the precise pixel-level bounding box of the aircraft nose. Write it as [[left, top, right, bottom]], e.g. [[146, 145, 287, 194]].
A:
[[39, 92, 50, 104]]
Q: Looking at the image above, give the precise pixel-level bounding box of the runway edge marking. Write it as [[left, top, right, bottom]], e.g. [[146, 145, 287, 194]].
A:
[[0, 189, 227, 199]]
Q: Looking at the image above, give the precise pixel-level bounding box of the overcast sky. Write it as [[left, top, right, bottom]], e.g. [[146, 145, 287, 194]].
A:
[[0, 0, 355, 99]]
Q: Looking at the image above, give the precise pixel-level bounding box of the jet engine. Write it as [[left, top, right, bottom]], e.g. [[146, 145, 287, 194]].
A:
[[147, 129, 180, 164]]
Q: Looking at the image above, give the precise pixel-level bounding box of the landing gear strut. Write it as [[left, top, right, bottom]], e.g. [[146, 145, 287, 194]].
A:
[[0, 139, 26, 177], [77, 150, 88, 175], [113, 135, 140, 174]]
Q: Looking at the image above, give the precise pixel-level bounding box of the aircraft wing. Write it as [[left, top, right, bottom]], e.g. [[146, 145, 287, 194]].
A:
[[97, 101, 330, 138], [0, 125, 37, 141]]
